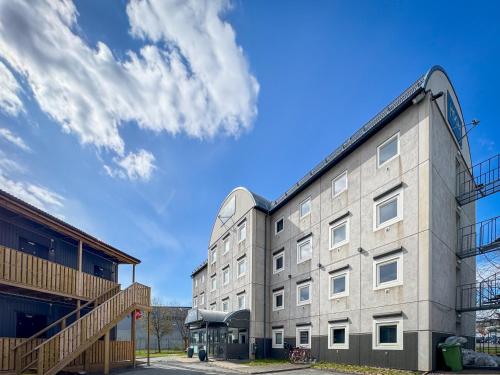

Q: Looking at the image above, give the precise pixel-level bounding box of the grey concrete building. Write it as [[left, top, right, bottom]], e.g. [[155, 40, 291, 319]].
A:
[[187, 66, 478, 371]]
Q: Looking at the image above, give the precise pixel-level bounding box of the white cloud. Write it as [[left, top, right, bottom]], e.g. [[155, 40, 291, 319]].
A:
[[104, 149, 156, 181], [0, 0, 258, 181], [0, 61, 24, 116], [0, 127, 31, 151]]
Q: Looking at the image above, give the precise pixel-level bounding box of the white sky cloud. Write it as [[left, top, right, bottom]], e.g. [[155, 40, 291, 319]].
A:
[[104, 149, 156, 181], [0, 0, 259, 181], [0, 61, 24, 116], [0, 127, 31, 152]]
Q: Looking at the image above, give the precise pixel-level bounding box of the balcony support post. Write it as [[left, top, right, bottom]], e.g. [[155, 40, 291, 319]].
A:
[[104, 330, 110, 375], [131, 310, 136, 367], [77, 240, 83, 319], [147, 311, 151, 366], [132, 264, 136, 283]]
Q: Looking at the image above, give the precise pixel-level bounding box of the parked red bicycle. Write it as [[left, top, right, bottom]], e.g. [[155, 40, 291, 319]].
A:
[[284, 342, 312, 363]]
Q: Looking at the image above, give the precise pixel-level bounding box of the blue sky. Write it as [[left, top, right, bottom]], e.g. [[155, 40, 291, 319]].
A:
[[0, 0, 499, 304]]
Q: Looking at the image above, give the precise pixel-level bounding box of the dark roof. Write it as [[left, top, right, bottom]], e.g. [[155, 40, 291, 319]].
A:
[[249, 190, 272, 212], [0, 188, 140, 264], [191, 259, 208, 277]]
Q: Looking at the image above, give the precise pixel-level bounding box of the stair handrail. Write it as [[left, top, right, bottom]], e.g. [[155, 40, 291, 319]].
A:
[[13, 283, 120, 373]]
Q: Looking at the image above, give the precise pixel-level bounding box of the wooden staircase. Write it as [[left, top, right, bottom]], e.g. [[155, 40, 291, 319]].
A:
[[13, 282, 150, 375]]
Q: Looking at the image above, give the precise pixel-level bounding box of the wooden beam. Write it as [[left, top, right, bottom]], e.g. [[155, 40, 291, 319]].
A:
[[131, 311, 136, 367], [132, 264, 136, 283], [147, 311, 151, 366], [104, 331, 110, 375]]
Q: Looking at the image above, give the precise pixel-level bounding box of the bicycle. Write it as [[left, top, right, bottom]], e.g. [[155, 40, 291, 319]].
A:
[[284, 342, 312, 363]]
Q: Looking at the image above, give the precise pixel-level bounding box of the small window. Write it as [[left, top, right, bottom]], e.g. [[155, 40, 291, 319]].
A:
[[373, 253, 403, 289], [373, 317, 403, 350], [237, 258, 247, 278], [238, 222, 247, 243], [275, 217, 284, 234], [272, 329, 284, 348], [273, 252, 285, 274], [329, 219, 349, 249], [374, 191, 402, 230], [210, 303, 216, 311], [377, 133, 400, 167], [200, 293, 205, 305], [299, 197, 311, 218], [296, 326, 311, 348], [332, 171, 348, 197], [297, 237, 312, 264], [297, 282, 311, 306], [201, 274, 205, 284], [194, 278, 198, 288], [273, 290, 284, 311], [223, 237, 231, 254], [222, 299, 229, 312], [329, 270, 349, 298], [211, 248, 217, 264], [237, 294, 246, 310], [328, 323, 349, 349], [193, 297, 197, 308], [223, 267, 230, 285], [211, 275, 217, 291]]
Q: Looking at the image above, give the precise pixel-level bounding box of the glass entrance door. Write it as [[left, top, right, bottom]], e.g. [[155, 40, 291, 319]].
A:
[[208, 327, 226, 359]]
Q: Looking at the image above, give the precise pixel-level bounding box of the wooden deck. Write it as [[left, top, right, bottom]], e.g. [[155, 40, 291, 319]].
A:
[[0, 246, 118, 300]]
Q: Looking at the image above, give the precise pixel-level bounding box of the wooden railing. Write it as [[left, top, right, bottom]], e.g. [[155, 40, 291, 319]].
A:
[[20, 282, 150, 375], [0, 246, 118, 300]]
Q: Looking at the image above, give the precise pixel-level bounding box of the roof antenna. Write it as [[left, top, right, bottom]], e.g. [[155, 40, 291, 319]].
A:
[[459, 119, 480, 142]]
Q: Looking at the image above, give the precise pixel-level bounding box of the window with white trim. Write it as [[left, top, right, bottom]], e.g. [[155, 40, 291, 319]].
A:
[[275, 217, 284, 234], [210, 303, 216, 311], [238, 222, 247, 243], [273, 251, 284, 274], [194, 278, 198, 288], [297, 282, 311, 306], [328, 323, 349, 349], [297, 237, 312, 264], [273, 289, 284, 311], [237, 294, 246, 309], [222, 299, 229, 312], [223, 267, 230, 285], [201, 274, 205, 284], [223, 237, 231, 254], [296, 326, 311, 348], [329, 219, 349, 249], [193, 297, 197, 308], [211, 275, 217, 291], [272, 329, 284, 348], [374, 191, 402, 230], [332, 171, 348, 197], [200, 293, 205, 305], [373, 253, 403, 289], [211, 248, 217, 264], [377, 133, 400, 167], [299, 197, 311, 218], [237, 257, 247, 278], [329, 270, 349, 298], [372, 316, 403, 350]]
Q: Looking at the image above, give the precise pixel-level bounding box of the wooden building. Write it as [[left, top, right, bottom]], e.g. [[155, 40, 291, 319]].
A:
[[0, 189, 151, 374]]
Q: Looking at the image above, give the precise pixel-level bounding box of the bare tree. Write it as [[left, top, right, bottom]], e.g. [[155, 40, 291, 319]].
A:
[[168, 306, 190, 349], [149, 297, 173, 353]]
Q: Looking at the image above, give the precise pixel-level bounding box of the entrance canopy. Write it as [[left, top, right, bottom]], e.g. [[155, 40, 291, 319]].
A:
[[185, 308, 250, 326]]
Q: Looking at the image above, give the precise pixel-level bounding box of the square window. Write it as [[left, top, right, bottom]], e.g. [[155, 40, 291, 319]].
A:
[[296, 327, 311, 348], [237, 258, 247, 277], [272, 329, 284, 348], [374, 191, 402, 230], [299, 198, 311, 218], [223, 267, 230, 285], [297, 283, 311, 306], [275, 217, 284, 234], [373, 317, 403, 350], [273, 290, 284, 311], [211, 275, 217, 291], [330, 220, 349, 249], [273, 252, 284, 274], [329, 271, 349, 298], [373, 253, 403, 289], [237, 294, 246, 310], [238, 222, 247, 243], [377, 133, 400, 167], [222, 300, 229, 312], [332, 171, 348, 197], [328, 323, 349, 349], [223, 237, 231, 254], [297, 237, 312, 264]]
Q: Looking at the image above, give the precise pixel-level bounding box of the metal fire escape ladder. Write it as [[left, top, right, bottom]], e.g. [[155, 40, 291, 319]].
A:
[[457, 215, 500, 259], [457, 272, 500, 313]]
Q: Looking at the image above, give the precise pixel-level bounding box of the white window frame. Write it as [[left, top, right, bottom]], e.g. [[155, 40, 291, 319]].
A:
[[222, 299, 229, 312], [223, 237, 231, 254], [297, 237, 312, 264], [211, 248, 217, 264], [332, 170, 348, 198], [237, 257, 247, 278], [237, 294, 246, 310], [201, 274, 205, 284], [299, 197, 311, 218], [296, 326, 312, 348], [373, 253, 403, 290], [328, 323, 349, 350], [200, 293, 205, 305], [372, 316, 403, 350], [275, 217, 284, 235], [272, 289, 285, 311], [296, 282, 311, 306], [329, 270, 349, 298], [377, 132, 400, 168], [238, 222, 247, 243], [193, 297, 197, 308], [273, 251, 285, 274], [373, 190, 403, 231], [194, 278, 198, 288], [329, 219, 349, 249], [272, 328, 284, 349], [210, 303, 216, 311], [211, 275, 217, 291], [222, 267, 230, 286]]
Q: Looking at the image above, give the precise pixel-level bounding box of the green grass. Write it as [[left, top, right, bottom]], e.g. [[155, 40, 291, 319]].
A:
[[135, 349, 184, 358], [246, 359, 289, 366], [313, 362, 420, 375]]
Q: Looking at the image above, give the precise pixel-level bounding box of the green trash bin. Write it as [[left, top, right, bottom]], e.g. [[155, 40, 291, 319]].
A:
[[439, 343, 463, 371]]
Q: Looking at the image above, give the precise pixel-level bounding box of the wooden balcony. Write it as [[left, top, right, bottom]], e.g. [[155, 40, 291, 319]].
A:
[[0, 246, 118, 301]]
